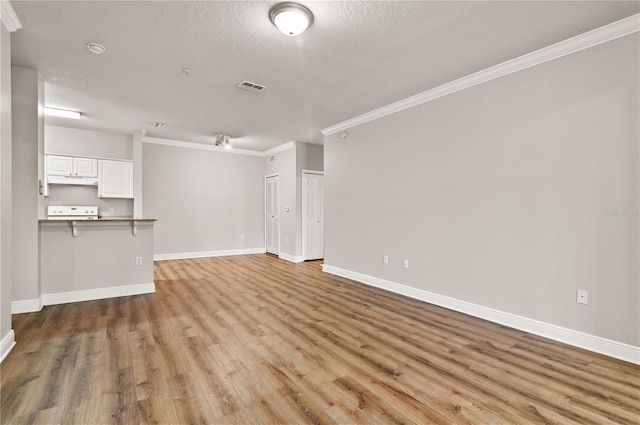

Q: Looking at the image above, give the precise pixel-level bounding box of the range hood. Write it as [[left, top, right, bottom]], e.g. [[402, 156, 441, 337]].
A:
[[47, 175, 98, 186]]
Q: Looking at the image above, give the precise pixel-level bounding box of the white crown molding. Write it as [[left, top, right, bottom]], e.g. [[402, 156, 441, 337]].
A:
[[143, 136, 300, 157], [143, 136, 265, 157], [41, 282, 155, 306], [1, 1, 22, 32], [322, 13, 640, 136], [264, 141, 296, 156], [0, 330, 16, 363], [154, 247, 266, 261], [11, 297, 43, 314], [322, 264, 640, 365]]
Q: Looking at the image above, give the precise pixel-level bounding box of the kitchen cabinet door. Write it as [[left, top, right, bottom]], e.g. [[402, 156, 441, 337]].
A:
[[73, 157, 98, 177], [98, 159, 133, 198], [46, 155, 74, 176]]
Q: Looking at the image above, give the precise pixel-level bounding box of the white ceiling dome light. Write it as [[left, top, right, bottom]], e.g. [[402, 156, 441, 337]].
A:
[[269, 2, 313, 36]]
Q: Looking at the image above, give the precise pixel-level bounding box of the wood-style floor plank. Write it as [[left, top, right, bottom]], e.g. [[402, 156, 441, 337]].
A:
[[2, 254, 639, 424]]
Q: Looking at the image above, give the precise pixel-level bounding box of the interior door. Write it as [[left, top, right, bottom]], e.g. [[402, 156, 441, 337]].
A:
[[302, 171, 324, 260], [265, 175, 279, 255]]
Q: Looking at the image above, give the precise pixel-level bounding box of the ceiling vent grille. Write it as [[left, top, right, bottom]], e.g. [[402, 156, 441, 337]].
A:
[[238, 80, 267, 93]]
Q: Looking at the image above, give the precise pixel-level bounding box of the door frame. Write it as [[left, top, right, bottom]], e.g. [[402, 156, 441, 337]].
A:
[[301, 169, 324, 261], [265, 173, 280, 255]]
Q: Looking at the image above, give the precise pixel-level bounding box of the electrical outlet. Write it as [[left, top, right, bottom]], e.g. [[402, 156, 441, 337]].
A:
[[383, 255, 389, 264], [403, 259, 409, 269], [240, 234, 245, 240], [135, 256, 142, 266], [109, 208, 115, 214], [285, 237, 288, 243], [577, 289, 588, 304]]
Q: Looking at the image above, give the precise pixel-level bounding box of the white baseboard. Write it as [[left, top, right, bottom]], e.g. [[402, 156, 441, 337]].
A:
[[11, 297, 43, 314], [42, 282, 156, 306], [322, 264, 640, 365], [0, 330, 16, 363], [279, 252, 304, 263], [154, 247, 266, 261]]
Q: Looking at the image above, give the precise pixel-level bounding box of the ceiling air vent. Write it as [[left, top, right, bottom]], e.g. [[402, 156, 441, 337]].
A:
[[238, 80, 267, 93]]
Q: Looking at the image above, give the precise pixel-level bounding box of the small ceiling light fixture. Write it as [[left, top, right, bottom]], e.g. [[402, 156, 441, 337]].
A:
[[44, 107, 82, 119], [86, 42, 106, 54], [182, 68, 190, 77], [269, 2, 313, 36], [214, 134, 232, 150]]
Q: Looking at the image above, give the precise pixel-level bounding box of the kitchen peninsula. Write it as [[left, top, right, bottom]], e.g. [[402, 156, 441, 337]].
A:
[[28, 126, 157, 310], [38, 217, 157, 306]]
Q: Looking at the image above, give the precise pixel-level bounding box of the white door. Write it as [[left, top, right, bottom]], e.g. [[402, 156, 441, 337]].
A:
[[265, 175, 279, 255], [302, 171, 324, 260]]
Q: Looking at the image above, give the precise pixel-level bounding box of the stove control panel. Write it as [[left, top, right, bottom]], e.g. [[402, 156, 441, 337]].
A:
[[47, 205, 99, 218]]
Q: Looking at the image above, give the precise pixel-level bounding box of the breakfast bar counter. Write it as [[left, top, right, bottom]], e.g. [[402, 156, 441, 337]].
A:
[[38, 218, 157, 305]]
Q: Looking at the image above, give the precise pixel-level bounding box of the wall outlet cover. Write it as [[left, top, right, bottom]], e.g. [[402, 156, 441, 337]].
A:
[[577, 289, 588, 304]]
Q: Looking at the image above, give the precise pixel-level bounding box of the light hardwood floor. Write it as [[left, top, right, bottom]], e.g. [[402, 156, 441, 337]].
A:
[[1, 254, 639, 424]]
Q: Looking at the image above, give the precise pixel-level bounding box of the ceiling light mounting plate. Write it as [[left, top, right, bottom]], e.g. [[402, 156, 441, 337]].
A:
[[269, 2, 313, 36]]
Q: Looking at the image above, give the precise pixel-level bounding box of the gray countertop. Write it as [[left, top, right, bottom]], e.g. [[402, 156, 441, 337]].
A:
[[39, 217, 157, 222]]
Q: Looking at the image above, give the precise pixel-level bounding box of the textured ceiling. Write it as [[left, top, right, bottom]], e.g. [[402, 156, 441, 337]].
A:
[[10, 1, 640, 151]]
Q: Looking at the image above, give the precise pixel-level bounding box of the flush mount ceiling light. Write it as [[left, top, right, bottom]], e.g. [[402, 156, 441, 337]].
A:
[[86, 42, 106, 54], [214, 134, 232, 150], [44, 107, 82, 119], [269, 2, 313, 36]]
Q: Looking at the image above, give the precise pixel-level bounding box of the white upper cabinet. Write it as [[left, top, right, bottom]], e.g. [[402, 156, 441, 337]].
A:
[[46, 155, 73, 176], [46, 155, 97, 177], [73, 157, 98, 177], [98, 159, 133, 198]]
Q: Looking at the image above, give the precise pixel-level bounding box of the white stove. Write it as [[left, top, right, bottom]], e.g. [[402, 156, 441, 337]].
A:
[[47, 205, 98, 220]]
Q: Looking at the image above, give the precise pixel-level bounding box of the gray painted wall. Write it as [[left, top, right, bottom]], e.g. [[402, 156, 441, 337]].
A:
[[40, 222, 154, 293], [324, 34, 639, 346], [45, 125, 133, 159], [11, 66, 43, 303], [143, 143, 265, 255], [0, 23, 13, 348]]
